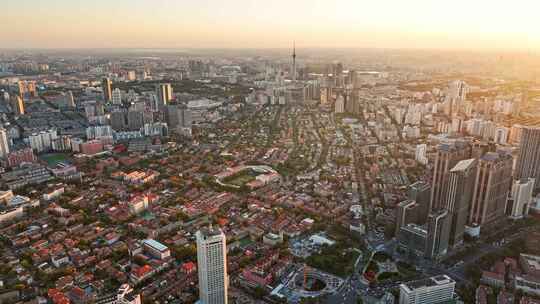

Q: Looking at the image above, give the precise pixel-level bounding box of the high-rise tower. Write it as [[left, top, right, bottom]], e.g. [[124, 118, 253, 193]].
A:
[[292, 42, 296, 82], [102, 78, 112, 102], [0, 128, 10, 158], [516, 127, 540, 189], [445, 158, 477, 247], [196, 226, 228, 304], [469, 152, 513, 226], [157, 83, 173, 106], [10, 95, 25, 115], [407, 181, 431, 223], [425, 209, 451, 259], [430, 140, 471, 212], [395, 200, 419, 236]]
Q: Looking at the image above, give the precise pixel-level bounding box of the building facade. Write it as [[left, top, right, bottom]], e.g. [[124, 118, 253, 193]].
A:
[[445, 159, 477, 247], [399, 275, 455, 304], [196, 227, 228, 304], [469, 152, 513, 227], [516, 127, 540, 189]]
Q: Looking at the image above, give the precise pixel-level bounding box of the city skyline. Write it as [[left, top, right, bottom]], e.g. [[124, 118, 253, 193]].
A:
[[1, 4, 540, 303], [3, 0, 540, 50]]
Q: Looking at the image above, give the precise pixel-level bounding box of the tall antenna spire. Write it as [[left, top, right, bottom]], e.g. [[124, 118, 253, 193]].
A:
[[292, 41, 297, 82]]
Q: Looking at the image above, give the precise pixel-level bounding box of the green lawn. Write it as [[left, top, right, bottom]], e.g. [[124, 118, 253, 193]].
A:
[[221, 169, 258, 187], [40, 153, 70, 166], [226, 173, 256, 187]]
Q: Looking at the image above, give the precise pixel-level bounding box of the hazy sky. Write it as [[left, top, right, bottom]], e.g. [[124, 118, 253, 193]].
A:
[[3, 0, 539, 50]]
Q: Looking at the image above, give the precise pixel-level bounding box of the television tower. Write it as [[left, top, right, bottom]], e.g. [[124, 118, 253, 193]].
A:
[[292, 41, 296, 82]]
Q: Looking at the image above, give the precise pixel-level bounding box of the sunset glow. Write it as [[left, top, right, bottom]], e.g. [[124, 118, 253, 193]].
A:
[[3, 0, 540, 50]]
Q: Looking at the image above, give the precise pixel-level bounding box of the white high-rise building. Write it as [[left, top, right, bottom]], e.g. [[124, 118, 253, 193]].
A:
[[415, 144, 428, 165], [196, 227, 228, 304], [0, 128, 10, 158], [494, 127, 509, 144], [86, 125, 114, 140], [28, 129, 58, 153], [335, 95, 345, 114], [509, 178, 535, 219], [448, 80, 468, 102], [112, 88, 122, 105], [399, 275, 455, 304]]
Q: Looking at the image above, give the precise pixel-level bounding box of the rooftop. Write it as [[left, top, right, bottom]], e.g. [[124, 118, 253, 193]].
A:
[[402, 275, 454, 292], [143, 239, 168, 252], [450, 158, 476, 172]]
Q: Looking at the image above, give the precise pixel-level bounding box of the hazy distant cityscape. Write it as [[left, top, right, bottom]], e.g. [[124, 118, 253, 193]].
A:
[[0, 15, 540, 304]]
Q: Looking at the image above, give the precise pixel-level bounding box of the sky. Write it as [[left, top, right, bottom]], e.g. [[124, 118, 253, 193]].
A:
[[2, 0, 540, 50]]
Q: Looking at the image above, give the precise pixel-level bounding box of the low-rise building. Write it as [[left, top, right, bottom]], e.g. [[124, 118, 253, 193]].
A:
[[142, 239, 171, 260]]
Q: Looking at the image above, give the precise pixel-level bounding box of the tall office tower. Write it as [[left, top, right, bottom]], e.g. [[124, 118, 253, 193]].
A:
[[415, 144, 428, 165], [515, 127, 540, 189], [408, 181, 431, 223], [430, 141, 471, 212], [348, 70, 357, 87], [292, 42, 296, 82], [111, 111, 127, 131], [515, 87, 528, 117], [196, 227, 228, 304], [494, 127, 509, 145], [445, 159, 477, 247], [425, 210, 451, 259], [157, 83, 172, 106], [399, 275, 455, 304], [508, 178, 535, 219], [180, 106, 192, 128], [334, 62, 344, 77], [66, 91, 76, 108], [10, 95, 25, 115], [102, 78, 112, 102], [165, 105, 180, 129], [395, 200, 419, 236], [112, 88, 122, 105], [397, 224, 428, 256], [127, 110, 144, 131], [334, 95, 345, 113], [469, 152, 513, 227], [344, 91, 355, 113], [17, 81, 26, 98], [166, 105, 192, 131], [0, 128, 10, 158], [448, 80, 468, 102]]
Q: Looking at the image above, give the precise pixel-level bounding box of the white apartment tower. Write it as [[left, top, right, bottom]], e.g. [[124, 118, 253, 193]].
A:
[[0, 128, 10, 158], [112, 88, 123, 105], [415, 144, 428, 165], [196, 227, 228, 304], [335, 95, 345, 114]]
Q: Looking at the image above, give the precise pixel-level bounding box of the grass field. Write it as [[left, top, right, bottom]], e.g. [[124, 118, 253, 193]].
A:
[[221, 169, 257, 187], [40, 153, 70, 166], [226, 173, 255, 186]]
